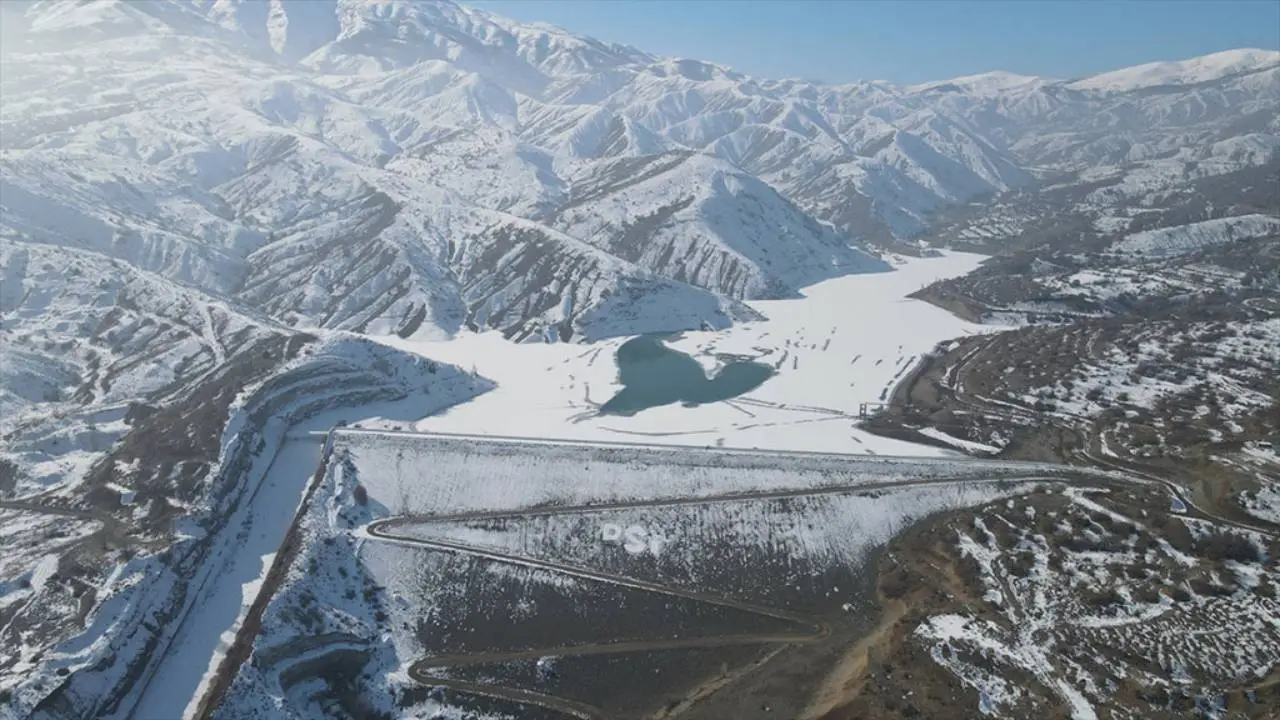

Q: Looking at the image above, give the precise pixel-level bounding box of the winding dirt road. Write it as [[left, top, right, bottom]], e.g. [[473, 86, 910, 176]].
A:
[[365, 470, 1100, 719], [251, 426, 1271, 718], [928, 335, 1278, 538]]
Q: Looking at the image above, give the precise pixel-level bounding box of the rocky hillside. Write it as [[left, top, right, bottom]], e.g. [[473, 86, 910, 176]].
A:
[[3, 1, 1277, 343], [2, 1, 1278, 717]]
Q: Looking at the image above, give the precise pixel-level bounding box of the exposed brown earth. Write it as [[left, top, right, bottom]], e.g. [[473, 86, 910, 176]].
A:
[[809, 486, 1280, 720]]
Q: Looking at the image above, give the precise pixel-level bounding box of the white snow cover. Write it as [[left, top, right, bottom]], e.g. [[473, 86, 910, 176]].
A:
[[0, 335, 491, 720], [1, 0, 1278, 713], [1242, 484, 1280, 525], [918, 426, 1001, 455], [1111, 214, 1280, 258], [122, 336, 492, 720], [338, 429, 1070, 518], [908, 70, 1052, 95], [0, 237, 292, 496], [1, 0, 901, 343], [2, 0, 1276, 332], [1236, 444, 1280, 525], [1066, 48, 1280, 93], [376, 251, 1001, 456]]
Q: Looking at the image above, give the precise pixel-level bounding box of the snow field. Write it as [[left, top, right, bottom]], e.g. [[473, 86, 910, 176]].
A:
[[375, 251, 1000, 457], [337, 429, 1073, 519], [1110, 214, 1280, 259], [384, 480, 1053, 604]]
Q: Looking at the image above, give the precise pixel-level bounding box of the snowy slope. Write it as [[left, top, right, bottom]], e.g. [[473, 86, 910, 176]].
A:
[[1, 333, 493, 720], [1, 1, 1273, 473], [212, 428, 1071, 719], [0, 0, 1272, 497], [0, 238, 294, 495], [552, 152, 888, 298], [2, 0, 1277, 715], [5, 0, 1275, 332], [907, 71, 1053, 95], [1065, 48, 1280, 93], [1111, 214, 1280, 258], [1, 0, 894, 343]]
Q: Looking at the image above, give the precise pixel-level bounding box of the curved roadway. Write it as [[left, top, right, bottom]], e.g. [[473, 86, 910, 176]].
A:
[[936, 336, 1278, 538], [345, 422, 1277, 720], [365, 471, 1099, 719]]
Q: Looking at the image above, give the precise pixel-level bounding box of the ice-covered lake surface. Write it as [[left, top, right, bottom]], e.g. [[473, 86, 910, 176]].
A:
[[376, 251, 997, 456]]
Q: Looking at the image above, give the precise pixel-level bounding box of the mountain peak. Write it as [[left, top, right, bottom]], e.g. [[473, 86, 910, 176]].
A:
[[908, 70, 1051, 95], [254, 0, 656, 90], [1064, 47, 1280, 92]]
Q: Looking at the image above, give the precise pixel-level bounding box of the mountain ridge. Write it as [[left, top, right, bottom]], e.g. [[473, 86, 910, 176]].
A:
[[2, 3, 1278, 717], [2, 0, 1276, 340]]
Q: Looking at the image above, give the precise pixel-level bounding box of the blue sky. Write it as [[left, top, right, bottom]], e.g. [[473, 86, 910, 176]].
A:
[[472, 0, 1280, 84]]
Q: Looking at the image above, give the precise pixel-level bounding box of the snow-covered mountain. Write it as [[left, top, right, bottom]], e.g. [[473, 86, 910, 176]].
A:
[[4, 1, 1276, 340], [2, 2, 1278, 715], [2, 0, 1273, 489], [1, 0, 1274, 404], [1, 0, 896, 344], [1, 0, 1276, 405], [1064, 48, 1280, 93]]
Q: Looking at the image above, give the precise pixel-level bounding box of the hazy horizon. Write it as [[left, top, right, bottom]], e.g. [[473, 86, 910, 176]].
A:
[[473, 0, 1280, 84]]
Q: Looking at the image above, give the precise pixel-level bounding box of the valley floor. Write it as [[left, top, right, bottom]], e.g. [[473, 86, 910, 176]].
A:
[[377, 251, 996, 456]]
